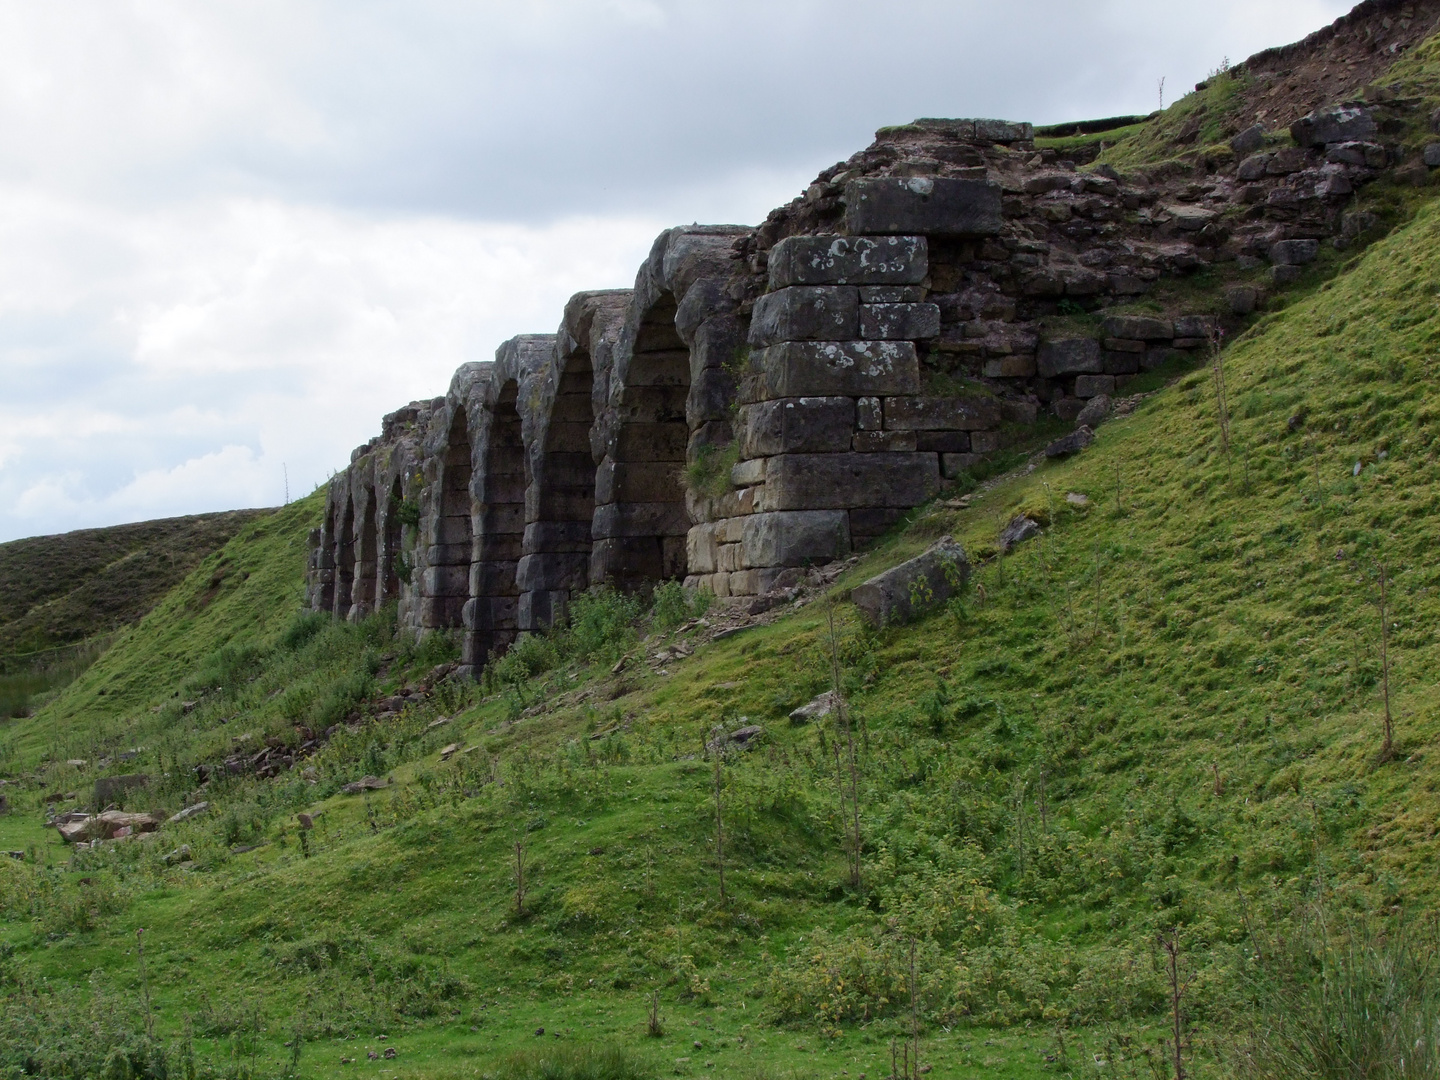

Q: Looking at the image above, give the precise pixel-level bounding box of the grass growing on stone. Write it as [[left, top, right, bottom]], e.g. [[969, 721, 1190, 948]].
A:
[[5, 195, 1440, 1079]]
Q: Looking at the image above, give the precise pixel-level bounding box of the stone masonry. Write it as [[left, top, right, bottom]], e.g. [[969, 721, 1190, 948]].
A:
[[309, 7, 1439, 675]]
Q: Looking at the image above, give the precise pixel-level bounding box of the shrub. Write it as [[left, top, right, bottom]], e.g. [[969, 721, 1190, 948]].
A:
[[648, 581, 710, 633], [279, 610, 328, 651], [561, 588, 641, 664]]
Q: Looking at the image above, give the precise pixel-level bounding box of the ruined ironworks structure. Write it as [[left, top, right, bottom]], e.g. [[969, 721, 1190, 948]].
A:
[[310, 32, 1435, 674]]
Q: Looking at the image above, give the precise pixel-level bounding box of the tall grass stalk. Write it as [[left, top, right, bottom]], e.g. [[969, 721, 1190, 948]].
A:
[[1237, 912, 1440, 1080]]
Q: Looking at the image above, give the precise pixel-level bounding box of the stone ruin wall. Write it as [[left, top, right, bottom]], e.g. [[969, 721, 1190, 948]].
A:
[[308, 77, 1436, 675]]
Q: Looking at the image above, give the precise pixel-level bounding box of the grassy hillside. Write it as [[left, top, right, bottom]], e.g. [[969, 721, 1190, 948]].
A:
[[1, 187, 1438, 1078], [0, 510, 272, 721]]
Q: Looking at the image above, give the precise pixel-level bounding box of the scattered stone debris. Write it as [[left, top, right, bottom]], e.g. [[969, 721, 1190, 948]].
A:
[[341, 776, 388, 795], [162, 844, 192, 866], [1065, 492, 1090, 507], [439, 743, 461, 761], [707, 723, 765, 755], [851, 537, 970, 627]]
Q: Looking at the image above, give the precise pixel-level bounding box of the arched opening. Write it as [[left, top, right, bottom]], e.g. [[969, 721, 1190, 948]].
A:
[[355, 486, 378, 619], [518, 353, 595, 631], [334, 496, 356, 618], [594, 292, 690, 590], [422, 408, 473, 632], [468, 381, 526, 665], [383, 476, 404, 602]]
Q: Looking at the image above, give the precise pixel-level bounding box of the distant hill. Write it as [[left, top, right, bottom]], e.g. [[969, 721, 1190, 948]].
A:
[[0, 510, 273, 658]]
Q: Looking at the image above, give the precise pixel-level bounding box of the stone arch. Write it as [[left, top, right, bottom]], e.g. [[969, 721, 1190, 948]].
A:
[[518, 291, 629, 631], [353, 483, 378, 620], [333, 493, 356, 618], [466, 378, 526, 664], [382, 475, 404, 602], [592, 227, 747, 591], [421, 406, 474, 633]]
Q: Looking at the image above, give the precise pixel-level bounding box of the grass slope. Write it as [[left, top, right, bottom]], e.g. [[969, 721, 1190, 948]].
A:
[[4, 154, 1440, 1080]]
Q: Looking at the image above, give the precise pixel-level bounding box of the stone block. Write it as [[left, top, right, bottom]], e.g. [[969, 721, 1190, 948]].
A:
[[974, 119, 1034, 143], [859, 285, 926, 302], [916, 431, 971, 453], [982, 355, 1038, 378], [1237, 154, 1272, 181], [1266, 147, 1310, 175], [851, 537, 969, 626], [755, 340, 921, 398], [969, 431, 1001, 453], [1291, 104, 1376, 148], [941, 452, 984, 477], [741, 510, 851, 568], [1270, 239, 1319, 265], [1226, 285, 1260, 315], [1143, 347, 1183, 370], [1172, 315, 1218, 338], [843, 177, 1003, 237], [1103, 337, 1146, 353], [1037, 338, 1102, 377], [1102, 351, 1141, 375], [749, 286, 859, 346], [515, 552, 587, 592], [859, 302, 941, 340], [727, 570, 761, 596], [1230, 124, 1266, 156], [737, 397, 855, 457], [853, 431, 917, 452], [1327, 141, 1387, 167], [591, 501, 690, 540], [1102, 315, 1173, 340], [517, 590, 567, 632], [730, 457, 766, 487], [883, 395, 1002, 431], [1074, 374, 1116, 398], [767, 234, 927, 289], [856, 396, 882, 430], [1045, 426, 1094, 458], [764, 453, 941, 511]]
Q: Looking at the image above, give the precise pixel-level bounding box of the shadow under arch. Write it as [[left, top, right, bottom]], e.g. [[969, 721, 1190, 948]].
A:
[[466, 378, 526, 666], [421, 406, 474, 635]]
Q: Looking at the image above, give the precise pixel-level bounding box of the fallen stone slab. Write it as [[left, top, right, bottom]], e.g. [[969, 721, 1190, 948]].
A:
[[999, 516, 1042, 552], [167, 802, 209, 824], [53, 812, 93, 844], [851, 537, 970, 627], [789, 690, 841, 724], [91, 810, 162, 842], [1075, 394, 1112, 430], [1291, 104, 1376, 149], [1045, 426, 1095, 458], [342, 776, 388, 795]]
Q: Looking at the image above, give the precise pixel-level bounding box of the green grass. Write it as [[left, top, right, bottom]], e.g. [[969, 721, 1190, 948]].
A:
[[6, 129, 1440, 1080]]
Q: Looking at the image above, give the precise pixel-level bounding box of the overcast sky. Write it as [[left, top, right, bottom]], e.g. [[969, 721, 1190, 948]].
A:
[[0, 0, 1352, 542]]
